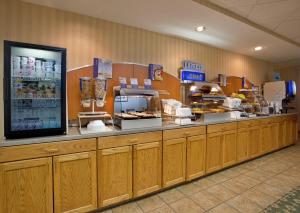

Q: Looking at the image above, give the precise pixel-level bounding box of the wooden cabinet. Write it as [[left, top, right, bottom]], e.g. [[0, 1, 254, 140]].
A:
[[291, 117, 298, 145], [223, 130, 237, 167], [163, 138, 186, 187], [53, 152, 97, 213], [284, 116, 297, 146], [0, 158, 53, 213], [133, 142, 162, 197], [278, 120, 287, 148], [98, 146, 132, 207], [236, 128, 249, 162], [261, 125, 272, 154], [186, 135, 206, 180], [270, 123, 279, 151], [248, 127, 261, 158], [206, 132, 223, 173]]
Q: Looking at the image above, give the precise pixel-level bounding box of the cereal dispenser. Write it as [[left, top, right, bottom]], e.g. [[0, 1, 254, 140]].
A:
[[78, 75, 113, 134]]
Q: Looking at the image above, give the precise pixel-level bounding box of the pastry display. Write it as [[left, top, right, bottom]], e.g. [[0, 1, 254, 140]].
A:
[[114, 113, 139, 119], [128, 112, 156, 118]]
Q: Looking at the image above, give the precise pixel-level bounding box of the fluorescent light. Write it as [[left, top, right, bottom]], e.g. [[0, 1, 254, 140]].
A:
[[254, 46, 263, 51], [196, 26, 206, 32]]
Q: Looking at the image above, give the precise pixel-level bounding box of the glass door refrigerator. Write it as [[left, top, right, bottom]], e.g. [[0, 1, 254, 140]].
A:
[[4, 41, 67, 139]]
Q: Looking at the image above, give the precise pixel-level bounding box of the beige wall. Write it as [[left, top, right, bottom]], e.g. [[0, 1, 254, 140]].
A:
[[0, 0, 274, 138]]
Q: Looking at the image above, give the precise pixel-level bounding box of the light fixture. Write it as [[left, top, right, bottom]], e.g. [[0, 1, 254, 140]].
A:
[[190, 86, 197, 91], [196, 26, 206, 32], [254, 46, 263, 51]]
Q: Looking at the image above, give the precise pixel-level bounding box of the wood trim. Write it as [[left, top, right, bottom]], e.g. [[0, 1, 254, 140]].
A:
[[186, 134, 206, 180], [98, 131, 162, 149], [207, 122, 237, 134], [98, 146, 133, 207], [53, 151, 97, 213], [133, 141, 162, 197], [0, 138, 97, 163], [0, 157, 53, 213], [163, 126, 206, 140]]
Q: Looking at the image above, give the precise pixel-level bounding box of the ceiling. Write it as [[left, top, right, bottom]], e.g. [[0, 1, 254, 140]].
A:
[[208, 0, 300, 44], [22, 0, 300, 63]]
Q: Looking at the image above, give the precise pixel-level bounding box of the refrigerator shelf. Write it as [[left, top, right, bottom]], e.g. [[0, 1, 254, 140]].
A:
[[12, 98, 61, 100], [12, 76, 59, 81]]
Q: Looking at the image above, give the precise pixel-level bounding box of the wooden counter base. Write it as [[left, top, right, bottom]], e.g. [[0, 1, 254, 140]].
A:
[[0, 114, 297, 213]]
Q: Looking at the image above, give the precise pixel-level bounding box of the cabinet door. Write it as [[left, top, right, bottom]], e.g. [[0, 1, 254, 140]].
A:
[[206, 132, 223, 173], [278, 120, 286, 148], [223, 130, 237, 167], [98, 146, 132, 207], [291, 118, 298, 145], [248, 127, 261, 158], [133, 142, 162, 197], [0, 158, 53, 213], [186, 135, 206, 180], [270, 123, 279, 151], [163, 138, 186, 187], [53, 152, 97, 213], [261, 125, 272, 153], [236, 129, 249, 162]]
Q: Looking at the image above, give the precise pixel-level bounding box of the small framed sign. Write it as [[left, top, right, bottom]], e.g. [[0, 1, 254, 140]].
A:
[[149, 64, 163, 81]]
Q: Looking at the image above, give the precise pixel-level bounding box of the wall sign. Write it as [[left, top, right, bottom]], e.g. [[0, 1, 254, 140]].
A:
[[181, 60, 205, 83], [180, 70, 205, 82], [182, 60, 204, 72], [149, 64, 163, 81], [93, 58, 112, 79]]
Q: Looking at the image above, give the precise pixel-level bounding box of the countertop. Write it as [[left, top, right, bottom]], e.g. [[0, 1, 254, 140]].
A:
[[0, 113, 297, 147]]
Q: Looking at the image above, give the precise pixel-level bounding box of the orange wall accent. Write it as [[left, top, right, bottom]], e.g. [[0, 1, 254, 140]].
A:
[[67, 63, 180, 120], [218, 76, 253, 96]]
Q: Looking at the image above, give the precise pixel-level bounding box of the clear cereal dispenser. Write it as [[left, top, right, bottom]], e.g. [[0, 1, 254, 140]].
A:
[[95, 76, 107, 107], [80, 77, 92, 107]]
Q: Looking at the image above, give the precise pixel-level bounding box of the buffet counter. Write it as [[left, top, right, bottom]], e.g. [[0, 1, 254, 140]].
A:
[[0, 113, 297, 147], [0, 113, 298, 213]]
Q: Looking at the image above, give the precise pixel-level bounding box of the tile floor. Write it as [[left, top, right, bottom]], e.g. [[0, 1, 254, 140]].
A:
[[100, 141, 300, 213]]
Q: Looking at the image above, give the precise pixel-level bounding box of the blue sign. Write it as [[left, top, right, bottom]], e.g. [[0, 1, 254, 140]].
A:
[[181, 70, 205, 82]]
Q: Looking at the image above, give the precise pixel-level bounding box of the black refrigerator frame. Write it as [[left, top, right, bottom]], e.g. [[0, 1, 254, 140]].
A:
[[4, 40, 67, 139]]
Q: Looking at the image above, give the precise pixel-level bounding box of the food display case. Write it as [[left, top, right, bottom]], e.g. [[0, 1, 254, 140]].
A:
[[182, 82, 229, 117], [113, 87, 162, 129], [238, 88, 269, 116]]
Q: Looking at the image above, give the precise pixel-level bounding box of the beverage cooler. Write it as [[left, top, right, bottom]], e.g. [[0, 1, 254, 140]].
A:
[[4, 41, 67, 139]]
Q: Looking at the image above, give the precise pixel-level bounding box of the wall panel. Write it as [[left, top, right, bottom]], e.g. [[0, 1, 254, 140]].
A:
[[0, 0, 274, 138]]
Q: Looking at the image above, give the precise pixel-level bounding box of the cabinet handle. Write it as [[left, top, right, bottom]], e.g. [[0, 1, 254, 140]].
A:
[[129, 139, 138, 143], [44, 148, 59, 153]]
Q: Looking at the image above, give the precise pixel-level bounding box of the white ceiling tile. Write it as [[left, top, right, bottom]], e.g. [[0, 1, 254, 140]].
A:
[[249, 0, 300, 21], [257, 19, 283, 30], [230, 5, 254, 17], [256, 0, 288, 4], [249, 0, 300, 22], [233, 0, 258, 6], [287, 6, 300, 20], [209, 0, 236, 8], [275, 19, 300, 40]]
